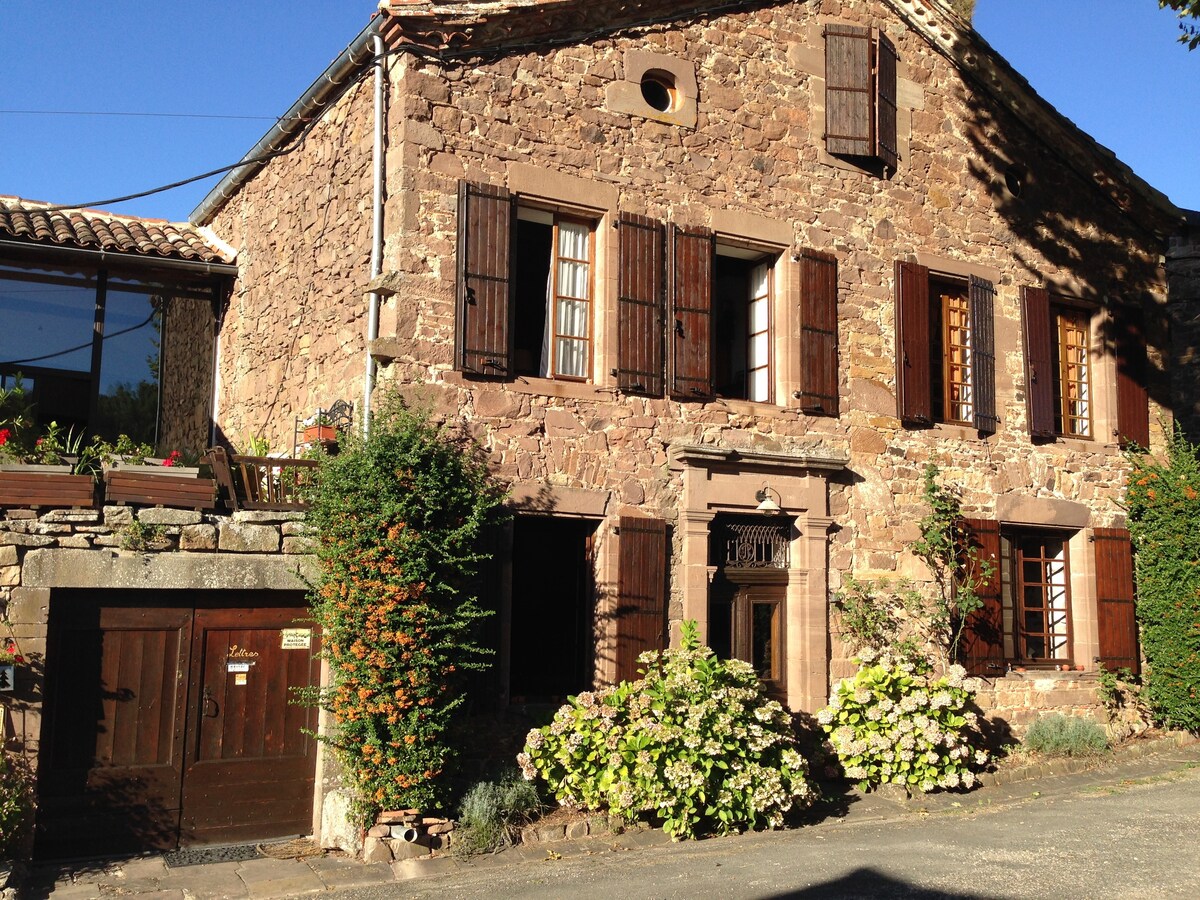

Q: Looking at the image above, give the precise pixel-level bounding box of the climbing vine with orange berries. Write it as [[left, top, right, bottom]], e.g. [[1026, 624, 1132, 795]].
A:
[[1126, 427, 1200, 732], [303, 396, 506, 823]]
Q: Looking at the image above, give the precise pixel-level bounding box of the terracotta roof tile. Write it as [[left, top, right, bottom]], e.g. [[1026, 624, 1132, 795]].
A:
[[0, 196, 231, 264]]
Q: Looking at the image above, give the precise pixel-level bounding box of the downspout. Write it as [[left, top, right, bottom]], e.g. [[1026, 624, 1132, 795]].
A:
[[363, 33, 386, 436]]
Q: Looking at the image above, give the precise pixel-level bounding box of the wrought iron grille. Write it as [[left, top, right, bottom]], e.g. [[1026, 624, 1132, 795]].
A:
[[723, 520, 790, 569]]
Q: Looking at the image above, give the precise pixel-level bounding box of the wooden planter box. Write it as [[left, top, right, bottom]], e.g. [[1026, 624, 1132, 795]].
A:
[[0, 465, 97, 509], [104, 466, 217, 511]]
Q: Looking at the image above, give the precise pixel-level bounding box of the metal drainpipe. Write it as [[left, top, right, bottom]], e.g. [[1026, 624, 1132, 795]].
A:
[[363, 33, 386, 436]]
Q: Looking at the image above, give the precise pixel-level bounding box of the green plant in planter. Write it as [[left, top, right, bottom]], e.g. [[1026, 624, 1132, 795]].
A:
[[518, 621, 814, 840]]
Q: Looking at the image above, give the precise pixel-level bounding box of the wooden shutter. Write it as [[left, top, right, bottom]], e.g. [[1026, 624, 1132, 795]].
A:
[[895, 260, 931, 426], [456, 181, 515, 376], [617, 213, 665, 396], [669, 225, 715, 400], [969, 275, 997, 434], [825, 25, 873, 157], [1094, 527, 1140, 674], [615, 516, 668, 682], [960, 517, 1004, 676], [1021, 286, 1056, 440], [797, 249, 839, 416], [875, 32, 899, 172], [1115, 306, 1150, 449]]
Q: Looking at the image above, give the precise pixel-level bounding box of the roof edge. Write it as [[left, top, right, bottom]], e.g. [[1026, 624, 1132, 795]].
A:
[[188, 19, 380, 227]]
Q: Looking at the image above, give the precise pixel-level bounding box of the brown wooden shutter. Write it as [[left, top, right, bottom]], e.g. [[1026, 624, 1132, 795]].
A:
[[1116, 306, 1150, 449], [895, 260, 932, 426], [960, 517, 1005, 676], [875, 32, 899, 172], [615, 515, 668, 682], [825, 24, 873, 157], [1021, 286, 1056, 440], [669, 225, 714, 401], [1094, 527, 1140, 674], [797, 249, 839, 416], [616, 213, 665, 397], [455, 180, 515, 376], [969, 275, 997, 434]]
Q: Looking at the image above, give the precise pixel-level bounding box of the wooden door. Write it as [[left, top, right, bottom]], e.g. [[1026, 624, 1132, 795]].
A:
[[37, 599, 192, 857], [181, 605, 320, 845], [37, 595, 320, 857]]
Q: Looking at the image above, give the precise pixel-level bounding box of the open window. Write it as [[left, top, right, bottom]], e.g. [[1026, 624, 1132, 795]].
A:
[[896, 261, 996, 432], [1002, 529, 1074, 667], [824, 24, 898, 174], [713, 247, 775, 403], [456, 182, 596, 382]]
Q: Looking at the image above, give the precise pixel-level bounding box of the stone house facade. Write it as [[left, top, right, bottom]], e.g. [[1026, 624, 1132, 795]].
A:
[[195, 0, 1182, 719], [0, 0, 1187, 857]]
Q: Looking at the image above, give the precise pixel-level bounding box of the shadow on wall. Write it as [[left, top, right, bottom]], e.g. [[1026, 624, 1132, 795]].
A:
[[949, 27, 1184, 425]]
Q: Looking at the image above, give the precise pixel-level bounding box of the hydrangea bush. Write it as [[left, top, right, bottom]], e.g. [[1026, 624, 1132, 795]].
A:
[[817, 648, 989, 793], [518, 621, 813, 840]]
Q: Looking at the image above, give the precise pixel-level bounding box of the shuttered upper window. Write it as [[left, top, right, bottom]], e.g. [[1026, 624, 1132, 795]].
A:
[[713, 246, 776, 403], [824, 24, 899, 173], [895, 262, 996, 433]]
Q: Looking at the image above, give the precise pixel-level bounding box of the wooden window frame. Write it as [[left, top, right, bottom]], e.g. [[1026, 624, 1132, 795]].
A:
[[1005, 529, 1074, 667], [1051, 299, 1094, 439], [931, 278, 973, 427], [713, 244, 778, 405], [546, 212, 596, 382]]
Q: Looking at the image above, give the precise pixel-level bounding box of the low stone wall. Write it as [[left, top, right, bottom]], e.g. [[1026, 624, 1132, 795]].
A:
[[974, 672, 1104, 735]]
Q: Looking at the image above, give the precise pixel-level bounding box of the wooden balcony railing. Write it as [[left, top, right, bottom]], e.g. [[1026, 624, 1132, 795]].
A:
[[205, 447, 317, 512]]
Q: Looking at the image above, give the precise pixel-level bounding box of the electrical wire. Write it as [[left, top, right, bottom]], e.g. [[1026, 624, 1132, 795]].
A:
[[25, 0, 767, 215], [1, 309, 156, 366]]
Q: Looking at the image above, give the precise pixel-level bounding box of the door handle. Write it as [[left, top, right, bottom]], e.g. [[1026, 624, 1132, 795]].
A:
[[202, 685, 219, 718]]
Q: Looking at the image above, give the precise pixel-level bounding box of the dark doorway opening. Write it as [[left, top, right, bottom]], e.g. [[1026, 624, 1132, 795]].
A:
[[509, 516, 597, 702]]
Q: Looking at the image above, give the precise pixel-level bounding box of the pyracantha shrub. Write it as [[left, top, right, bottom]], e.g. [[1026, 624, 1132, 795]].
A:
[[817, 648, 989, 793], [518, 621, 813, 840], [305, 396, 506, 823], [1126, 429, 1200, 732]]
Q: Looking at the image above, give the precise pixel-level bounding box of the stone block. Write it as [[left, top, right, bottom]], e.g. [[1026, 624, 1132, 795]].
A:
[[282, 536, 315, 554], [281, 520, 313, 536], [362, 836, 394, 864], [0, 546, 16, 567], [0, 567, 18, 587], [56, 535, 92, 549], [366, 824, 391, 838], [218, 523, 280, 553], [138, 508, 202, 526], [390, 838, 431, 860], [40, 509, 99, 524], [233, 510, 306, 524], [0, 533, 54, 548], [320, 788, 362, 854], [103, 506, 134, 528], [474, 390, 524, 419], [179, 524, 218, 551], [566, 819, 589, 840]]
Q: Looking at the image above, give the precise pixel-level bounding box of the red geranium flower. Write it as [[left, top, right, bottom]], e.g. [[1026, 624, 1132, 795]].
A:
[[162, 450, 183, 467], [0, 428, 9, 446]]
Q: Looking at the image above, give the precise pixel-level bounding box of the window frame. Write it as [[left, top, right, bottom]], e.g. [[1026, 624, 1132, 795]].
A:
[[544, 211, 596, 382], [1051, 299, 1094, 439], [1002, 528, 1075, 668], [930, 276, 974, 427], [713, 243, 778, 405]]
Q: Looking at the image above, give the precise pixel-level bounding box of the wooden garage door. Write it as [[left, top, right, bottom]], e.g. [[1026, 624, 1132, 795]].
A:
[[36, 593, 319, 858]]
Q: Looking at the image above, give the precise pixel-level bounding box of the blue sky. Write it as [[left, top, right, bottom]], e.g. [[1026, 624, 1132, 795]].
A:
[[1, 1, 1196, 222]]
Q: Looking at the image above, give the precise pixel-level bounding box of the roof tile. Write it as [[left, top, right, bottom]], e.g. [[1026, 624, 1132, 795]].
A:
[[0, 196, 231, 264]]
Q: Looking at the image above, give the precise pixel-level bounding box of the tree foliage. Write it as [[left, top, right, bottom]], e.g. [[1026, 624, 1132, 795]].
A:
[[1161, 0, 1200, 49], [1125, 429, 1200, 731], [304, 396, 507, 822]]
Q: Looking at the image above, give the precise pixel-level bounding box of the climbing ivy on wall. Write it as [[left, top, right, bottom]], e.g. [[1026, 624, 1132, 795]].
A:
[[1126, 429, 1200, 731], [304, 396, 507, 823]]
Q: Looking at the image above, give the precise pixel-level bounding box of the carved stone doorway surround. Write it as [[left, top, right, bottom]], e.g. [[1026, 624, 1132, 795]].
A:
[[669, 444, 849, 713]]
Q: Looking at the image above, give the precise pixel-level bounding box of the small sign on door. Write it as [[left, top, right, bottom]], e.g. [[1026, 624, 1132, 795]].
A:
[[281, 628, 312, 650]]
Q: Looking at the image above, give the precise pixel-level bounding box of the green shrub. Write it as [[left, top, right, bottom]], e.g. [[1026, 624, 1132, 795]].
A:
[[1023, 714, 1109, 756], [0, 749, 33, 857], [518, 621, 813, 840], [304, 396, 507, 824], [1126, 429, 1200, 732], [454, 773, 542, 855], [817, 650, 989, 793]]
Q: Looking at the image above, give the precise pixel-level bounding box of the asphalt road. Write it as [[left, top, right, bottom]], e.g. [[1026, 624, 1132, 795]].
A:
[[331, 759, 1200, 900]]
